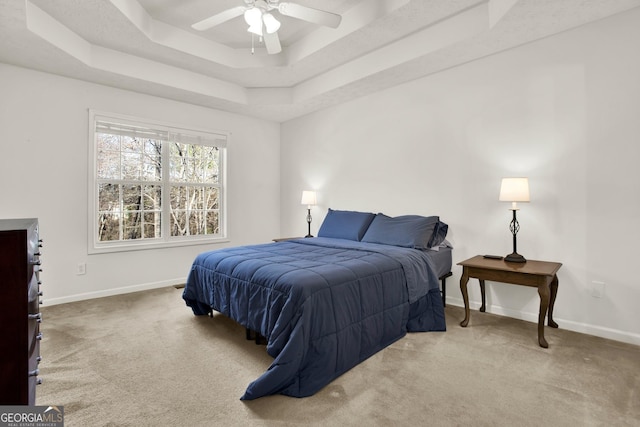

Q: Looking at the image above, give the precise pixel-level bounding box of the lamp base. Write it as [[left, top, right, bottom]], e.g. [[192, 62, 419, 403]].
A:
[[305, 234, 313, 238], [504, 252, 526, 263]]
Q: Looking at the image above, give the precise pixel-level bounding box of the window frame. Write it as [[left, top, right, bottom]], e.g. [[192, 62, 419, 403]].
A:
[[88, 110, 228, 254]]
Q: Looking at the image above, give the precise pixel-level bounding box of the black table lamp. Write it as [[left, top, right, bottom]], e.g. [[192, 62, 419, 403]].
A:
[[301, 190, 317, 238], [499, 177, 530, 263]]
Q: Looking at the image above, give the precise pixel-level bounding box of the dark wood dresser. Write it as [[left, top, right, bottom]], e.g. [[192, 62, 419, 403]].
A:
[[0, 218, 43, 405]]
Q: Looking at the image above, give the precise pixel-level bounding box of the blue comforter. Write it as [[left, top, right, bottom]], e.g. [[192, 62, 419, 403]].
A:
[[183, 237, 446, 400]]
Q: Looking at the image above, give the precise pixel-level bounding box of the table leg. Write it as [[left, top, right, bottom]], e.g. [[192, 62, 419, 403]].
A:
[[548, 274, 559, 328], [537, 278, 552, 348], [479, 279, 486, 312], [460, 267, 470, 327]]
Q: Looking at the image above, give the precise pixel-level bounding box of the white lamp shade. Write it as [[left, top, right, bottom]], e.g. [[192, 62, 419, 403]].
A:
[[301, 190, 317, 206], [262, 13, 281, 34], [244, 7, 262, 25], [499, 177, 530, 202], [244, 8, 263, 35], [247, 22, 263, 36]]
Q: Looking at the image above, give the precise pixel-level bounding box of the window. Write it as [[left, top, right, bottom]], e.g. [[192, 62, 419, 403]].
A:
[[89, 111, 227, 253]]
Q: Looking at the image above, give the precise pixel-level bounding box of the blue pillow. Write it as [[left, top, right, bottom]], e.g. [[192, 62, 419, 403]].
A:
[[317, 209, 376, 241], [430, 221, 449, 247], [362, 214, 441, 249]]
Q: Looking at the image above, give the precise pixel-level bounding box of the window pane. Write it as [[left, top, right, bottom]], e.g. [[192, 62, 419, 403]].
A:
[[142, 140, 162, 181], [205, 187, 219, 210], [188, 212, 202, 235], [170, 185, 188, 210], [122, 152, 142, 180], [187, 158, 201, 183], [143, 212, 161, 238], [206, 211, 219, 234], [98, 133, 120, 151], [143, 185, 161, 210], [193, 187, 205, 210], [168, 186, 220, 236], [123, 185, 142, 211], [186, 210, 217, 235], [96, 139, 121, 179], [170, 210, 187, 236], [170, 143, 219, 184], [203, 147, 220, 183], [144, 139, 160, 155], [98, 183, 120, 211], [122, 136, 142, 153], [170, 143, 188, 181], [98, 213, 120, 242], [123, 211, 142, 240]]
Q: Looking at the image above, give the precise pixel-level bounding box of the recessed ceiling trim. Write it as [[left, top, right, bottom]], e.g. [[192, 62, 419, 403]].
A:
[[247, 88, 293, 105], [294, 2, 490, 102], [91, 46, 248, 103], [25, 0, 92, 65], [25, 0, 247, 104], [285, 0, 410, 64], [489, 0, 520, 28]]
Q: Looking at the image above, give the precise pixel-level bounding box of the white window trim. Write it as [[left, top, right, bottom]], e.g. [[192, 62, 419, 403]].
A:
[[88, 109, 229, 254]]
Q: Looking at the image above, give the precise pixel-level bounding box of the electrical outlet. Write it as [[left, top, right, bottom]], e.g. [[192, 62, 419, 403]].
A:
[[591, 281, 605, 298], [77, 262, 86, 275]]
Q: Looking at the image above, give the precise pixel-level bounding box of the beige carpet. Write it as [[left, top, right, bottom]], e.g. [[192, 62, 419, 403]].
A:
[[37, 287, 640, 426]]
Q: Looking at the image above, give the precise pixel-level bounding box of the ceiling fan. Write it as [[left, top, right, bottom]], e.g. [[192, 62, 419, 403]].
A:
[[191, 0, 342, 54]]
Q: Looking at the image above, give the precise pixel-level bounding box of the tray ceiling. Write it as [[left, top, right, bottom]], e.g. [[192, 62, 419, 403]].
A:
[[1, 0, 639, 122]]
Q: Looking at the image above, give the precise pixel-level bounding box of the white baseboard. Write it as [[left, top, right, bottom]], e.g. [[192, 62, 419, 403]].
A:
[[446, 297, 640, 347], [43, 285, 640, 346], [42, 278, 186, 306]]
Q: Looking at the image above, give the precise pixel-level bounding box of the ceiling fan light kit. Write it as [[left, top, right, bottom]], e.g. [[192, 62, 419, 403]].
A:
[[262, 13, 281, 34], [244, 7, 264, 36], [192, 0, 342, 55]]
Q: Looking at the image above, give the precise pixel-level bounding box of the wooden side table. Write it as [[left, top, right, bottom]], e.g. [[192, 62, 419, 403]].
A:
[[458, 255, 562, 348]]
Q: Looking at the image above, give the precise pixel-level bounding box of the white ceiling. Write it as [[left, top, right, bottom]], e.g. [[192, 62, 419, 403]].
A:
[[1, 0, 639, 122]]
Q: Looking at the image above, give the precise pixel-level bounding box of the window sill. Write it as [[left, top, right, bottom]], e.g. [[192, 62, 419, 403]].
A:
[[88, 236, 230, 254]]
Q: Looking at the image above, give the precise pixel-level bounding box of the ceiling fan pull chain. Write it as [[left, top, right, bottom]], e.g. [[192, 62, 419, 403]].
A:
[[251, 33, 255, 55]]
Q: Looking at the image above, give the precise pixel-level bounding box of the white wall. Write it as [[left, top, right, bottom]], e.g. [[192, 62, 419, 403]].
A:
[[280, 10, 640, 345], [0, 64, 281, 304]]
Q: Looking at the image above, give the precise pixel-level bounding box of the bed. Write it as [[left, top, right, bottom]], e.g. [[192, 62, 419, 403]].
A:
[[183, 209, 451, 400]]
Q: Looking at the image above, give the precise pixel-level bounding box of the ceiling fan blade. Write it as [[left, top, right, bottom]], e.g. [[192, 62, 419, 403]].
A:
[[191, 6, 245, 31], [277, 2, 342, 28], [263, 31, 282, 54]]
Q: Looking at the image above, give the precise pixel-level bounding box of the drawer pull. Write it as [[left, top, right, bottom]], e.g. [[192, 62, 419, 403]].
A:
[[28, 369, 39, 377], [37, 378, 43, 385], [38, 291, 43, 297], [36, 332, 43, 341], [37, 356, 42, 363], [29, 313, 42, 320]]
